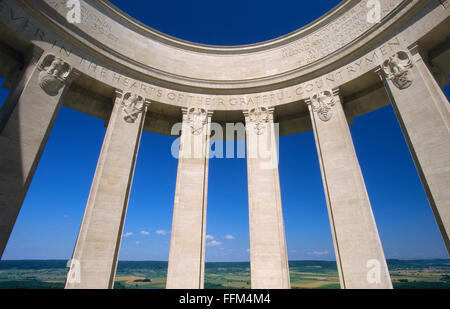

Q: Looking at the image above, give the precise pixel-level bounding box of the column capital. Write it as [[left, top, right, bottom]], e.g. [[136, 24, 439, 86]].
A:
[[181, 106, 213, 118], [144, 98, 152, 107], [377, 50, 415, 90], [242, 106, 274, 119], [36, 54, 78, 96], [113, 89, 123, 102], [113, 90, 151, 106], [181, 107, 213, 136], [331, 87, 341, 99], [119, 92, 150, 124], [305, 90, 340, 122], [243, 107, 274, 136], [374, 66, 384, 80], [305, 89, 341, 104]]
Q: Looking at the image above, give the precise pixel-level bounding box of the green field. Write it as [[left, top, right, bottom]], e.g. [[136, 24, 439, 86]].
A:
[[0, 259, 449, 289]]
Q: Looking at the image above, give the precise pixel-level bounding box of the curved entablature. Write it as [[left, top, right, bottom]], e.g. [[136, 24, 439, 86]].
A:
[[0, 0, 448, 123], [15, 0, 426, 90], [0, 1, 449, 290]]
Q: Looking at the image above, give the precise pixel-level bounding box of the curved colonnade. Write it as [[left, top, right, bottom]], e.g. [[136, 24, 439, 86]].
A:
[[0, 0, 448, 289]]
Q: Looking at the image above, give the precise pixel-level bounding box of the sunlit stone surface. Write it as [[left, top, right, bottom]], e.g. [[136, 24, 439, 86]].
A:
[[0, 0, 448, 289]]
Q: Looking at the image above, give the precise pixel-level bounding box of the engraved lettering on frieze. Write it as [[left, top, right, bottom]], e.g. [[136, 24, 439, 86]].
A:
[[38, 54, 72, 96], [281, 0, 402, 64], [121, 93, 146, 123], [248, 107, 270, 135], [309, 90, 336, 122], [80, 4, 119, 42], [44, 0, 119, 42], [382, 51, 414, 90], [186, 107, 207, 136]]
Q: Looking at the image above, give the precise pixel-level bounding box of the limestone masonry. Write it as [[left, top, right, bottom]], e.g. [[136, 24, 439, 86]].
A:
[[0, 0, 448, 289]]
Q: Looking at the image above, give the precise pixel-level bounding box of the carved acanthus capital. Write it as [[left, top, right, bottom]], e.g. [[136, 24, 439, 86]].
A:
[[185, 107, 208, 135], [307, 90, 336, 122], [121, 92, 148, 123], [246, 107, 272, 135], [38, 54, 73, 96], [382, 51, 414, 90]]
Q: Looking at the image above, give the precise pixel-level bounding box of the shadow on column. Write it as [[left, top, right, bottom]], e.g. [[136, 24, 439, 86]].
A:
[[0, 56, 26, 259]]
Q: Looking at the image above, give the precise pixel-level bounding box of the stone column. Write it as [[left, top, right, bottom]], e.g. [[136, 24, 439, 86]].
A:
[[244, 107, 290, 289], [166, 108, 212, 289], [306, 89, 392, 289], [0, 53, 76, 259], [0, 46, 43, 133], [65, 91, 148, 289], [378, 46, 450, 254]]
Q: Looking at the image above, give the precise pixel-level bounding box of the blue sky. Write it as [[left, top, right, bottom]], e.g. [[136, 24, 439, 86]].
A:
[[1, 0, 449, 262]]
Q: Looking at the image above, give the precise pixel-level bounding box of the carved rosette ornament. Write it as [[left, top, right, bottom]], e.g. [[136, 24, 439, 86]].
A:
[[121, 93, 147, 123], [38, 54, 73, 96], [186, 107, 208, 135], [248, 107, 270, 135], [309, 91, 336, 122], [382, 51, 414, 90]]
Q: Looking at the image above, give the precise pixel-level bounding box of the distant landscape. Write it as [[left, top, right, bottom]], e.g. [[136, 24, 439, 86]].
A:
[[0, 260, 449, 289]]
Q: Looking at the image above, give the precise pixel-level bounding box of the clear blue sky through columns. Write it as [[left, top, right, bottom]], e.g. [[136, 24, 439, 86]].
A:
[[1, 0, 449, 262]]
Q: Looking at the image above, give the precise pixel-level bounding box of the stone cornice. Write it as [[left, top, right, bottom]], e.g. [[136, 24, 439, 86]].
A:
[[13, 0, 428, 91], [95, 0, 351, 54]]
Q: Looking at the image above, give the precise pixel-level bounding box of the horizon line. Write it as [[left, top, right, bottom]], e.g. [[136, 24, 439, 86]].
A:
[[1, 258, 449, 263]]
